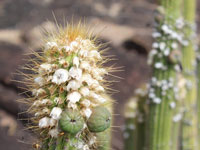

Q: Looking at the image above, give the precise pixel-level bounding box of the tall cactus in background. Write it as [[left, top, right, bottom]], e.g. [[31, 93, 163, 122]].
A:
[[20, 22, 114, 150], [146, 0, 186, 149], [181, 0, 198, 149], [123, 85, 148, 150]]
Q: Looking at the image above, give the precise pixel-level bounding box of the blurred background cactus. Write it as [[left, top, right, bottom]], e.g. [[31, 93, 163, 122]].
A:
[[123, 0, 199, 150]]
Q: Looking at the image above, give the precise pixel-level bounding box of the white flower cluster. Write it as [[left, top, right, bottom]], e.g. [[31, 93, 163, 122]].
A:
[[148, 77, 175, 104], [148, 17, 188, 67], [38, 107, 62, 137], [147, 15, 190, 106], [31, 36, 108, 142]]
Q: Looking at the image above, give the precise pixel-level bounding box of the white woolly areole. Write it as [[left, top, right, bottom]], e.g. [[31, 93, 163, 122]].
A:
[[49, 128, 59, 138], [34, 77, 44, 86], [88, 50, 101, 60], [69, 67, 82, 80], [68, 101, 78, 109], [45, 42, 58, 50], [73, 56, 79, 67], [82, 108, 92, 118], [39, 117, 50, 128], [49, 118, 57, 127], [80, 87, 90, 97], [81, 74, 93, 86], [52, 69, 69, 85], [80, 61, 91, 71], [50, 107, 62, 120], [65, 80, 81, 91], [67, 91, 81, 103], [39, 63, 52, 73], [81, 99, 91, 107], [83, 145, 90, 150]]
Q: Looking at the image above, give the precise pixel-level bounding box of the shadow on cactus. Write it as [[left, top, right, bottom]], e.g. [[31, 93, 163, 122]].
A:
[[18, 21, 118, 150]]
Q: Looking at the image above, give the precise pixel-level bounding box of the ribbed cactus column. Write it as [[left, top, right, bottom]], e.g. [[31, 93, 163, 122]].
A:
[[181, 0, 198, 149], [146, 1, 183, 150], [21, 23, 114, 150], [123, 86, 147, 150], [197, 47, 200, 146]]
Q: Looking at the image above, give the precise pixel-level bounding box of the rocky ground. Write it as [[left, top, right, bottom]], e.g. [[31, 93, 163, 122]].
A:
[[0, 0, 199, 149]]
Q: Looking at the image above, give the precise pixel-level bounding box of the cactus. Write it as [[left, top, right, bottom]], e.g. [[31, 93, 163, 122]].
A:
[[181, 0, 198, 149], [123, 85, 148, 150], [146, 1, 187, 149], [20, 22, 115, 150]]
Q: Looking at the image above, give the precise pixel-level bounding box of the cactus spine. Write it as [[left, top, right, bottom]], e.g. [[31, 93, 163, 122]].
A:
[[181, 0, 198, 149], [21, 22, 115, 150]]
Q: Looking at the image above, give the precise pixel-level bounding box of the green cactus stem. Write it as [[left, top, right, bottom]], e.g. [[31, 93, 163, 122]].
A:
[[20, 22, 115, 150], [181, 0, 198, 149], [124, 97, 137, 150], [197, 47, 200, 146], [146, 0, 184, 150], [123, 85, 148, 150]]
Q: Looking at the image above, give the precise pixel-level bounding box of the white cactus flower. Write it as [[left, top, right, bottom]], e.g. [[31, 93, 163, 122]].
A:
[[34, 77, 44, 86], [73, 56, 79, 67], [49, 128, 59, 138], [79, 49, 88, 57], [39, 63, 52, 73], [82, 108, 92, 118], [50, 107, 62, 120], [41, 99, 51, 105], [81, 99, 91, 107], [69, 67, 82, 80], [49, 118, 57, 127], [81, 73, 93, 86], [52, 69, 69, 85], [95, 86, 105, 92], [80, 61, 91, 71], [70, 41, 78, 49], [32, 88, 46, 96], [54, 97, 62, 104], [63, 46, 72, 52], [173, 113, 182, 122], [67, 91, 81, 103], [97, 96, 107, 103], [88, 50, 101, 60], [33, 100, 41, 107], [79, 87, 90, 97], [45, 42, 58, 50], [153, 97, 161, 104], [35, 112, 42, 117], [39, 117, 50, 128], [64, 80, 81, 91], [83, 145, 90, 150], [42, 108, 50, 114], [68, 101, 78, 109], [170, 102, 176, 109]]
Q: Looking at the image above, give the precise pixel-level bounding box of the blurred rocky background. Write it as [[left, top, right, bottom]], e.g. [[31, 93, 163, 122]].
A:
[[0, 0, 199, 149]]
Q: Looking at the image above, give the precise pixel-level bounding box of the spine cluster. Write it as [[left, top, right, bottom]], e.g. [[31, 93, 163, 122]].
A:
[[23, 24, 113, 150]]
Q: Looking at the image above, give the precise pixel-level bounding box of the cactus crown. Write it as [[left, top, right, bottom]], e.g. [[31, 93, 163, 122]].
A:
[[22, 22, 114, 150]]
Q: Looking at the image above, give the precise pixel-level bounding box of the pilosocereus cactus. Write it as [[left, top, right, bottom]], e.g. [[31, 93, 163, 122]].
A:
[[21, 23, 114, 150]]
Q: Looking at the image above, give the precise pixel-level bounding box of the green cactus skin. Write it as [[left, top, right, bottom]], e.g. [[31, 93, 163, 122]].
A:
[[146, 1, 183, 150], [181, 0, 198, 149], [87, 106, 111, 133], [197, 50, 200, 147], [96, 128, 111, 150], [59, 109, 84, 135]]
